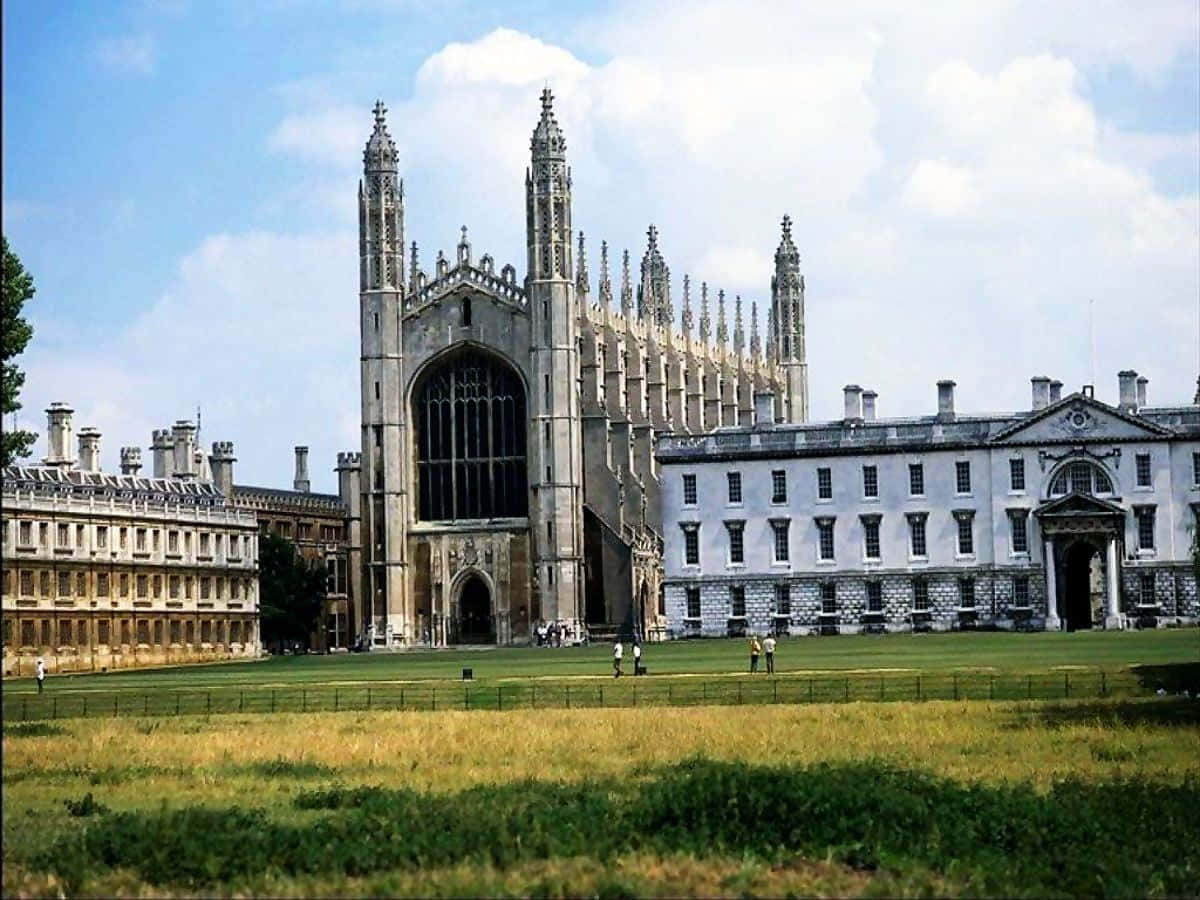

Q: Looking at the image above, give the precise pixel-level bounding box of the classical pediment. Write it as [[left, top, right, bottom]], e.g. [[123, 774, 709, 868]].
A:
[[404, 260, 527, 319], [990, 394, 1170, 445], [1034, 492, 1125, 519]]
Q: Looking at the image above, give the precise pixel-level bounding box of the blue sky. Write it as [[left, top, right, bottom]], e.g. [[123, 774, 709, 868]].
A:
[[4, 0, 1198, 492]]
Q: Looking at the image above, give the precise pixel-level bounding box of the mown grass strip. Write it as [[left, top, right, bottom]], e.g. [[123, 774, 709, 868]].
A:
[[36, 758, 1200, 897]]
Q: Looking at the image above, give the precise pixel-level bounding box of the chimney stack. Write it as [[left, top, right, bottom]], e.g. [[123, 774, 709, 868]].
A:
[[1049, 380, 1063, 404], [43, 402, 75, 468], [294, 445, 311, 492], [843, 384, 863, 422], [172, 421, 197, 479], [151, 428, 173, 478], [936, 380, 956, 421], [1031, 376, 1051, 411], [1117, 370, 1138, 412], [753, 391, 775, 428], [77, 427, 102, 473], [120, 446, 142, 476], [1136, 376, 1148, 410], [210, 441, 236, 497], [861, 390, 878, 422]]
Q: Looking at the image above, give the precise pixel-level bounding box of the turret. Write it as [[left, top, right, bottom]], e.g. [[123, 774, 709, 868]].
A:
[[151, 428, 173, 478], [171, 420, 197, 479], [359, 100, 404, 292], [120, 446, 142, 476], [210, 441, 235, 496], [771, 214, 808, 422], [639, 225, 670, 327]]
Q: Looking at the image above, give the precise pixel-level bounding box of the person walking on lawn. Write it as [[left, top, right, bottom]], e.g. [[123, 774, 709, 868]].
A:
[[613, 640, 623, 678], [35, 657, 46, 693], [749, 635, 761, 673], [763, 634, 777, 674]]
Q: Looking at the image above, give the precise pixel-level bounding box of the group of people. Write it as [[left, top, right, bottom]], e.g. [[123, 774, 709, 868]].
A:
[[535, 620, 570, 647], [748, 634, 778, 673], [611, 640, 644, 677]]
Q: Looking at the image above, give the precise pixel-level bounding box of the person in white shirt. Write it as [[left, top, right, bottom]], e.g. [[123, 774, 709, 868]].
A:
[[35, 657, 46, 693], [613, 641, 623, 678], [763, 635, 777, 674], [632, 642, 642, 676]]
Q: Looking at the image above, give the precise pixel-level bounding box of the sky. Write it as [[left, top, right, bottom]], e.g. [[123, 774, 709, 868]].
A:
[[3, 0, 1198, 494]]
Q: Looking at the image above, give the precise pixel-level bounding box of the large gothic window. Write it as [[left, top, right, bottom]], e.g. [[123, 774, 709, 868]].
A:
[[415, 350, 527, 521]]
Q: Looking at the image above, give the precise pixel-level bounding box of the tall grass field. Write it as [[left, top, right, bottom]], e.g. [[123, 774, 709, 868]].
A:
[[3, 631, 1198, 897]]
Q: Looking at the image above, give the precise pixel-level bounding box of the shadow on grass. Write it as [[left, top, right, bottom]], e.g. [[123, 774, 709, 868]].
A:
[[1027, 697, 1200, 729], [1133, 661, 1200, 694]]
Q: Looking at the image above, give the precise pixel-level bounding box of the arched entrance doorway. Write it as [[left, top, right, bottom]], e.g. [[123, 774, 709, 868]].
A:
[[457, 574, 495, 644], [1063, 541, 1101, 631]]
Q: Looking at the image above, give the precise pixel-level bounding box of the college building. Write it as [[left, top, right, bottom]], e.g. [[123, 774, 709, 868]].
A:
[[657, 373, 1200, 637]]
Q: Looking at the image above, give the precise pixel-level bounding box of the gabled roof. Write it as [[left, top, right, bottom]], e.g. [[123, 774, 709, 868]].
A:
[[405, 259, 527, 317], [1033, 491, 1126, 518], [989, 392, 1172, 444]]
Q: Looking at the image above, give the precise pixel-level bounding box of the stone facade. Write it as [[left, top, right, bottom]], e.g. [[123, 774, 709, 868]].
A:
[[350, 92, 805, 647], [2, 407, 260, 675], [659, 374, 1200, 637]]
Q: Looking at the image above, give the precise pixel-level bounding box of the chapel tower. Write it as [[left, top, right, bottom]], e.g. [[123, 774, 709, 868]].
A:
[[358, 101, 412, 644], [771, 214, 809, 422], [526, 89, 585, 632]]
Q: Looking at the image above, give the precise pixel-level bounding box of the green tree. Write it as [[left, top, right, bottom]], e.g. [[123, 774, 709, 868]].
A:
[[1, 236, 38, 465], [258, 533, 327, 653]]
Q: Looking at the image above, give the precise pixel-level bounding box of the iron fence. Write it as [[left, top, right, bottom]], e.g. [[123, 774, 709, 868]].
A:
[[1, 667, 1172, 723]]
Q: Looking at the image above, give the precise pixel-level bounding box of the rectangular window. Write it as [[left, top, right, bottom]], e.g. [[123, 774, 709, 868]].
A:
[[200, 577, 211, 600], [726, 522, 744, 564], [772, 520, 790, 562], [19, 520, 32, 545], [119, 527, 128, 550], [96, 526, 108, 549], [913, 577, 929, 611], [686, 587, 701, 619], [1139, 573, 1156, 606], [57, 523, 70, 548], [61, 620, 72, 646], [956, 514, 974, 555], [76, 572, 86, 596], [730, 586, 746, 618], [909, 515, 927, 558], [862, 465, 878, 498], [20, 570, 34, 595], [1135, 453, 1151, 487], [1010, 511, 1029, 554], [39, 523, 48, 548], [772, 470, 787, 504], [775, 583, 791, 617], [683, 526, 700, 565], [168, 530, 179, 553], [58, 571, 71, 597], [866, 581, 883, 613], [1193, 451, 1200, 487], [136, 574, 148, 599], [817, 467, 832, 500], [862, 517, 881, 560], [817, 518, 835, 561], [909, 463, 924, 496], [727, 471, 742, 504], [820, 582, 837, 615], [169, 575, 180, 599], [1013, 575, 1030, 607], [200, 533, 211, 556], [955, 460, 971, 494], [119, 573, 129, 597], [1136, 507, 1155, 550], [959, 577, 976, 609], [75, 524, 85, 548], [1009, 458, 1026, 492], [135, 528, 147, 552], [152, 529, 160, 552], [682, 473, 697, 506]]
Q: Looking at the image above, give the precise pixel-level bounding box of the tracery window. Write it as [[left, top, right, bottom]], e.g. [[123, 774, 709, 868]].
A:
[[415, 350, 527, 521], [1049, 461, 1113, 497]]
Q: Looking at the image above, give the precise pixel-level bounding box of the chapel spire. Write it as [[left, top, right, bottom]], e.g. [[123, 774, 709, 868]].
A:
[[620, 250, 633, 317], [576, 231, 589, 299], [680, 274, 694, 339], [771, 213, 808, 422], [716, 289, 728, 345], [359, 99, 404, 292], [599, 240, 612, 307], [749, 300, 761, 358], [733, 294, 744, 352], [699, 281, 711, 343], [526, 87, 572, 281]]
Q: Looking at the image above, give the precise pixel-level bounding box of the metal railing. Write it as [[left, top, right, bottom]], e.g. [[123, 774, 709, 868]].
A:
[[0, 667, 1168, 723]]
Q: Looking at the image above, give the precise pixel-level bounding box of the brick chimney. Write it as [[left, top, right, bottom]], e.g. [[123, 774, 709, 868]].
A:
[[843, 385, 863, 423], [77, 427, 102, 473], [1031, 376, 1051, 411], [936, 380, 956, 421], [861, 390, 877, 422], [1117, 370, 1138, 413], [43, 402, 75, 468], [294, 446, 311, 492]]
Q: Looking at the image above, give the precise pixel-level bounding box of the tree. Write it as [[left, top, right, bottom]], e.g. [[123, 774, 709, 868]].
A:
[[1, 236, 37, 465], [258, 533, 327, 653]]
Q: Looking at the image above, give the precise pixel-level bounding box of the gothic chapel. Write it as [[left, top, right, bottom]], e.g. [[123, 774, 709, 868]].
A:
[[351, 90, 805, 647]]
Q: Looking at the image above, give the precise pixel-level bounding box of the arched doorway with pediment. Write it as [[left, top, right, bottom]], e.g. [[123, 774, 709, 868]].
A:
[[1062, 539, 1105, 631]]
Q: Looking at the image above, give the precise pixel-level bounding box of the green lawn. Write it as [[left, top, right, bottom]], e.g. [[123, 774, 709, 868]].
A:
[[6, 628, 1197, 693]]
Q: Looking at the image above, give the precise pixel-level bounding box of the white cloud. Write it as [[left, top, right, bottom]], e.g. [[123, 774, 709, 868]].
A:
[[94, 33, 156, 75], [901, 161, 977, 217]]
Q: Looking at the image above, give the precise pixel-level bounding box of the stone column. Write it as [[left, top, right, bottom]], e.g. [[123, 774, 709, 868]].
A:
[[1044, 538, 1061, 631], [1105, 536, 1122, 629]]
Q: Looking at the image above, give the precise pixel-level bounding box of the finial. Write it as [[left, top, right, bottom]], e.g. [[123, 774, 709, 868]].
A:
[[681, 274, 693, 337], [599, 240, 612, 306], [733, 294, 744, 351], [620, 249, 633, 316], [540, 87, 554, 114], [699, 281, 711, 343], [373, 100, 387, 126], [781, 214, 792, 241], [576, 231, 589, 293], [716, 289, 728, 344], [460, 225, 468, 243], [647, 224, 658, 250]]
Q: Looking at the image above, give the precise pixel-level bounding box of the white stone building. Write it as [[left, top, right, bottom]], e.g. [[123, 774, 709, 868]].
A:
[[658, 374, 1200, 637]]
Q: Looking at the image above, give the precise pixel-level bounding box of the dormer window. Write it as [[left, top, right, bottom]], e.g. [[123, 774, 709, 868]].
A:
[[1049, 461, 1113, 497]]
